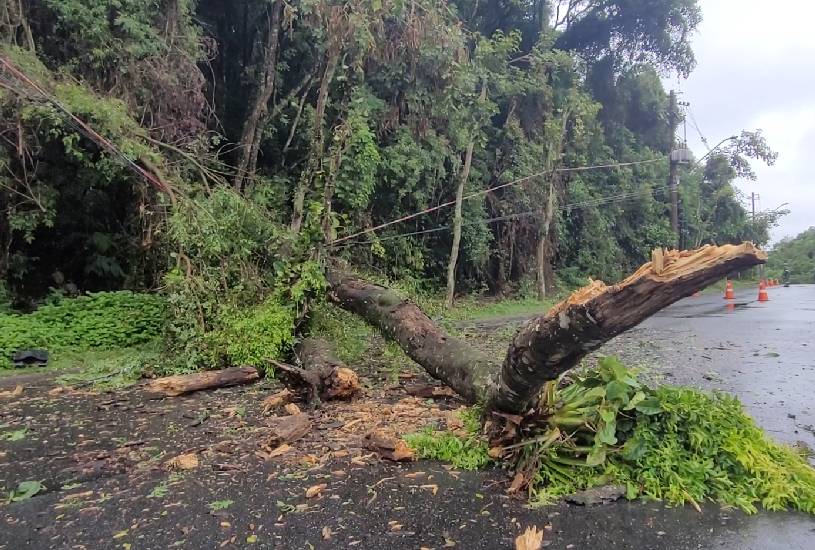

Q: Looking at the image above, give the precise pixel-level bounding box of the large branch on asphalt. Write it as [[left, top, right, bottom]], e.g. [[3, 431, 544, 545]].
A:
[[327, 243, 767, 414], [489, 243, 767, 413]]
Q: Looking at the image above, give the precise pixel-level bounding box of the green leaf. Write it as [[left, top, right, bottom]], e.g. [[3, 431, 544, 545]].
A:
[[623, 391, 647, 411], [635, 397, 663, 415], [586, 446, 607, 466], [621, 435, 647, 461], [605, 381, 631, 405], [9, 480, 44, 502]]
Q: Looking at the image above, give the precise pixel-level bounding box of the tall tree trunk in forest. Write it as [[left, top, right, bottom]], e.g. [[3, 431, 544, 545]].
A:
[[1, 0, 35, 50], [233, 0, 283, 191], [0, 203, 11, 280], [329, 243, 767, 415], [536, 180, 557, 299], [535, 106, 571, 298], [446, 82, 487, 308], [289, 39, 341, 236]]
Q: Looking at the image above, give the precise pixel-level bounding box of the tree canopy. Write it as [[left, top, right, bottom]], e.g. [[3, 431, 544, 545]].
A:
[[0, 0, 782, 363]]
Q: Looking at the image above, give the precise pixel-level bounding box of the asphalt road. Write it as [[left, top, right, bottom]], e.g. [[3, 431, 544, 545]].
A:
[[1, 285, 814, 549], [612, 283, 815, 449]]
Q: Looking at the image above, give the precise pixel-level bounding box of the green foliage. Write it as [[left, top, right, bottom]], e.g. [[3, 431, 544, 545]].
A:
[[0, 292, 165, 369], [767, 228, 815, 284], [210, 299, 296, 368], [405, 407, 492, 470], [55, 346, 165, 389], [1, 428, 28, 442], [208, 499, 234, 511], [308, 303, 375, 365], [519, 358, 815, 514], [7, 480, 44, 503], [163, 189, 324, 370]]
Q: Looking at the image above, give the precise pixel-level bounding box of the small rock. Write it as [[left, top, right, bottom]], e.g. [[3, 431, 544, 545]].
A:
[[565, 485, 626, 506]]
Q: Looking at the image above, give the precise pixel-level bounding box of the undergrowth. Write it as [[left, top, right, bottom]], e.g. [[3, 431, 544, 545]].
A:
[[0, 292, 165, 369], [405, 408, 492, 470], [406, 358, 815, 515]]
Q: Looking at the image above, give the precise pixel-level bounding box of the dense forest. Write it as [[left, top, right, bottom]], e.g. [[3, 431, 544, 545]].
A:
[[0, 0, 782, 368]]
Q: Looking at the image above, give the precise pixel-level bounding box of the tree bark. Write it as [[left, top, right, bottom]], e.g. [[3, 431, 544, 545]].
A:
[[289, 26, 341, 236], [329, 243, 767, 413], [143, 366, 261, 397], [274, 337, 360, 403], [446, 81, 487, 308], [536, 180, 557, 299], [233, 0, 283, 191], [445, 141, 474, 308], [327, 268, 497, 404]]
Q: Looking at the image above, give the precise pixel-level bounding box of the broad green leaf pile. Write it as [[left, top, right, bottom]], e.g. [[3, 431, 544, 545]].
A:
[[409, 358, 815, 515]]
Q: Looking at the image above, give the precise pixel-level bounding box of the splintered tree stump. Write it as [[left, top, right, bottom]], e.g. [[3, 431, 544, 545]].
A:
[[328, 243, 767, 414], [270, 338, 360, 406], [143, 366, 261, 397]]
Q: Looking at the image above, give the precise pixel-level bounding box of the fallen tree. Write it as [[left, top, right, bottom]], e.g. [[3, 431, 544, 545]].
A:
[[328, 243, 767, 417]]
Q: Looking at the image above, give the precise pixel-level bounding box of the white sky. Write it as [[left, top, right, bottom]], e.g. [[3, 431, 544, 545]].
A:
[[674, 0, 815, 244]]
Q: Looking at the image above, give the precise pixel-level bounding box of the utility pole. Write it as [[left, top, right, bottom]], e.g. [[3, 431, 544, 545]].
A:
[[751, 192, 765, 282], [668, 90, 680, 248]]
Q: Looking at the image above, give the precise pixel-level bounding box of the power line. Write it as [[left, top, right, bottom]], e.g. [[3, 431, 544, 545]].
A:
[[687, 106, 710, 151], [0, 55, 172, 197], [333, 184, 668, 249], [332, 159, 663, 244]]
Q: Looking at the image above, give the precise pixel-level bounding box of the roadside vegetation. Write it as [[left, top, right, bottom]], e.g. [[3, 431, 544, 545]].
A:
[[768, 227, 815, 283], [408, 358, 815, 515]]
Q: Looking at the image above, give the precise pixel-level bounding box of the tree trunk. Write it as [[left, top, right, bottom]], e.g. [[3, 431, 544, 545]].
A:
[[536, 181, 557, 299], [233, 0, 283, 191], [289, 29, 341, 236], [327, 268, 497, 403], [329, 243, 767, 413], [273, 337, 360, 403], [446, 82, 487, 308], [445, 142, 474, 308]]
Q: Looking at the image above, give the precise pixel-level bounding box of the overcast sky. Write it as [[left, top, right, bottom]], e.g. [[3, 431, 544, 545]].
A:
[[674, 0, 814, 244]]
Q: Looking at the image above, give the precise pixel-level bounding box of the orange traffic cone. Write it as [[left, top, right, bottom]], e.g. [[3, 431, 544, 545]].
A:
[[724, 280, 735, 300], [758, 282, 769, 302]]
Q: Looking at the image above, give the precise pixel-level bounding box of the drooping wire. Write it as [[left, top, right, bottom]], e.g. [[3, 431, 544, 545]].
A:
[[0, 55, 172, 197], [687, 106, 710, 152], [331, 159, 663, 245], [333, 184, 668, 250]]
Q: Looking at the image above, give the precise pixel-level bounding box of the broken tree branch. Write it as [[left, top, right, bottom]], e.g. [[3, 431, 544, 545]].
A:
[[143, 366, 261, 397], [328, 243, 767, 414]]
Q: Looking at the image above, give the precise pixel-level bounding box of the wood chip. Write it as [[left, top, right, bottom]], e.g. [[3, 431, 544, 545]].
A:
[[0, 385, 23, 398], [305, 484, 327, 498], [166, 453, 199, 470], [420, 484, 439, 495], [364, 430, 415, 462], [488, 447, 505, 459], [515, 526, 544, 550], [267, 444, 291, 458], [266, 413, 312, 447], [261, 389, 293, 413]]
